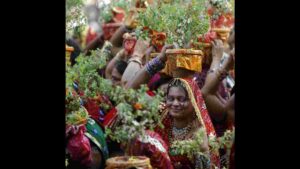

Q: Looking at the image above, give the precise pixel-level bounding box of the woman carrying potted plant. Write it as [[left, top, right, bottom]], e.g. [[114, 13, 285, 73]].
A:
[[66, 88, 109, 169], [125, 44, 220, 169]]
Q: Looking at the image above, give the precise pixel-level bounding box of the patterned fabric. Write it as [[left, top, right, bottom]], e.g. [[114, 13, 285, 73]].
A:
[[103, 107, 118, 128], [120, 78, 220, 168], [155, 116, 194, 169], [194, 65, 231, 137], [157, 78, 220, 168], [85, 118, 109, 160], [128, 130, 174, 169], [150, 30, 166, 52], [85, 27, 99, 46], [83, 94, 114, 127], [164, 49, 203, 76], [84, 98, 102, 124], [66, 125, 93, 167]]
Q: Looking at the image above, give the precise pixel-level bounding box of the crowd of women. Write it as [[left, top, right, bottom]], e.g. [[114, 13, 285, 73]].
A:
[[66, 1, 235, 169]]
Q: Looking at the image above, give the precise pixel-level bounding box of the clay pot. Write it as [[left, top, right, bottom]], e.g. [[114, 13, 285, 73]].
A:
[[105, 156, 152, 169]]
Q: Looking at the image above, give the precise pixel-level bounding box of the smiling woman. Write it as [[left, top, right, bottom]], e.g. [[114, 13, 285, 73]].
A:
[[166, 82, 193, 121], [128, 78, 220, 169], [156, 78, 219, 169]]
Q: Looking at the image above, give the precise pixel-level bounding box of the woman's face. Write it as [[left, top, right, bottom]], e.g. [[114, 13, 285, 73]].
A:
[[111, 67, 122, 86], [166, 86, 194, 119]]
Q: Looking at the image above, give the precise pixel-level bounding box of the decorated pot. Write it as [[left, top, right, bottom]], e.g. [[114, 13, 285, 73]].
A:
[[105, 156, 152, 169], [165, 49, 204, 78]]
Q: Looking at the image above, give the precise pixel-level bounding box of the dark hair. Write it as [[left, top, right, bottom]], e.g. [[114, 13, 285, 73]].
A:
[[166, 79, 188, 98], [66, 38, 82, 66], [115, 60, 128, 75], [149, 76, 172, 91]]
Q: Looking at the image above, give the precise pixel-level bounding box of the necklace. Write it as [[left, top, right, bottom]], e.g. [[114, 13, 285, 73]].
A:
[[168, 119, 193, 143]]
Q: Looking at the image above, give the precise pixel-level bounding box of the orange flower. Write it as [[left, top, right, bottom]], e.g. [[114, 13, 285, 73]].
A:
[[134, 103, 143, 110]]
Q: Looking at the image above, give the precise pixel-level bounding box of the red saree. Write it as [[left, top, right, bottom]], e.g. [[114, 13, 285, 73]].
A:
[[156, 78, 220, 168], [129, 78, 220, 169]]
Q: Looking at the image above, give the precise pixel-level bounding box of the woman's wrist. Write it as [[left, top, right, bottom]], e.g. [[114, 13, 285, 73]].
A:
[[216, 67, 228, 81], [157, 54, 167, 63], [208, 66, 228, 81], [145, 57, 165, 76]]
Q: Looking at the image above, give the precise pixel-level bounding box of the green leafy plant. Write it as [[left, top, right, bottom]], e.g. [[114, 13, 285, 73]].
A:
[[67, 41, 113, 99], [99, 4, 114, 23], [171, 127, 211, 169], [105, 85, 164, 144], [66, 106, 90, 125], [171, 128, 234, 169], [66, 87, 82, 113], [67, 46, 164, 148], [66, 39, 164, 157], [171, 127, 207, 159], [208, 0, 233, 20], [208, 129, 234, 169], [66, 0, 87, 37], [98, 0, 132, 23], [65, 86, 89, 126], [135, 0, 210, 48], [208, 129, 234, 154], [66, 0, 84, 11]]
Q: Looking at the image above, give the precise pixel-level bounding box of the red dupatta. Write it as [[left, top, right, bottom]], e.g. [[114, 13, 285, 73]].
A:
[[156, 78, 220, 168]]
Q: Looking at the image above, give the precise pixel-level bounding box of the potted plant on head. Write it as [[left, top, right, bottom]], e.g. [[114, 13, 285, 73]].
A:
[[207, 0, 234, 43], [135, 1, 167, 55], [161, 0, 210, 78], [123, 0, 156, 29], [104, 84, 165, 169], [65, 86, 93, 168], [135, 0, 210, 78], [99, 0, 131, 40], [68, 41, 165, 168], [193, 31, 217, 67], [194, 0, 234, 68], [67, 42, 115, 126], [66, 0, 87, 40]]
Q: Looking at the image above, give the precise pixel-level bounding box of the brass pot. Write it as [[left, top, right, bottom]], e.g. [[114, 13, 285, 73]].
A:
[[105, 156, 152, 169]]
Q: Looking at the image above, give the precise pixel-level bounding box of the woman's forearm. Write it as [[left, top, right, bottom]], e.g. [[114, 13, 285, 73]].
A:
[[84, 34, 104, 55], [126, 66, 151, 89], [201, 67, 222, 97], [109, 25, 129, 47], [105, 49, 124, 79], [122, 60, 143, 88]]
